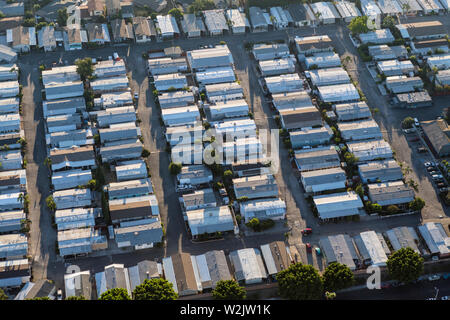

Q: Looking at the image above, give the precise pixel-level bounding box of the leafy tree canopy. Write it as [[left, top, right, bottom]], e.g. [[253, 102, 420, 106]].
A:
[[323, 262, 354, 292], [98, 288, 131, 300], [133, 278, 178, 300], [348, 16, 370, 35], [212, 280, 246, 300], [387, 247, 424, 283], [276, 263, 323, 300]]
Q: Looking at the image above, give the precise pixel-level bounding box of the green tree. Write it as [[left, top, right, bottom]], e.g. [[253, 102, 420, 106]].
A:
[[168, 162, 182, 175], [99, 288, 131, 300], [381, 16, 396, 29], [387, 247, 424, 283], [277, 263, 323, 300], [344, 152, 359, 166], [401, 117, 414, 129], [409, 197, 425, 211], [168, 8, 183, 20], [188, 0, 215, 14], [57, 8, 68, 27], [0, 288, 8, 300], [348, 16, 370, 35], [355, 184, 364, 198], [212, 280, 246, 300], [0, 11, 5, 19], [133, 278, 178, 300], [325, 291, 336, 300], [323, 262, 354, 292], [75, 57, 94, 81], [28, 296, 51, 300], [65, 296, 86, 300], [46, 195, 56, 211], [387, 205, 399, 214]]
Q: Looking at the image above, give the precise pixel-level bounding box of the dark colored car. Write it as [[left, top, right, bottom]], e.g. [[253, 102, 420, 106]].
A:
[[306, 243, 312, 253]]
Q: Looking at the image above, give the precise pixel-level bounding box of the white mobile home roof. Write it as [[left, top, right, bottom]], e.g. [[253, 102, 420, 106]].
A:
[[294, 146, 341, 172], [156, 15, 180, 36], [0, 64, 18, 81], [385, 226, 420, 253], [44, 81, 84, 101], [95, 106, 136, 127], [376, 0, 403, 14], [42, 66, 79, 85], [240, 198, 286, 222], [158, 90, 194, 109], [252, 43, 290, 61], [51, 169, 92, 191], [418, 222, 450, 257], [229, 248, 267, 284], [0, 80, 19, 98], [360, 0, 382, 17], [358, 159, 403, 183], [334, 1, 361, 20], [356, 231, 389, 266], [225, 9, 248, 30], [186, 206, 234, 236], [161, 105, 200, 127], [338, 119, 383, 141], [385, 75, 424, 94], [314, 191, 364, 219], [203, 9, 228, 34], [52, 188, 92, 210], [427, 54, 450, 70], [97, 91, 133, 109], [319, 234, 359, 270], [347, 139, 393, 162], [208, 99, 249, 121], [272, 91, 313, 111], [195, 67, 236, 86], [359, 29, 395, 44], [205, 82, 244, 102], [289, 125, 333, 149], [377, 59, 414, 75], [147, 57, 188, 76], [153, 73, 187, 91], [0, 97, 19, 115], [177, 165, 213, 186], [333, 101, 371, 121], [55, 207, 96, 231], [306, 67, 350, 86], [318, 83, 360, 103], [93, 59, 126, 78], [0, 210, 25, 233], [264, 73, 303, 94], [115, 160, 148, 182], [301, 167, 347, 193], [259, 58, 296, 76], [310, 2, 340, 21], [213, 118, 257, 137], [187, 45, 233, 70], [90, 76, 129, 93], [304, 52, 341, 69]]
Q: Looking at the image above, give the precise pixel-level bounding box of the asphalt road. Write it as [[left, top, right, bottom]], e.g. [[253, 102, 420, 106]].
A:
[[338, 278, 450, 300], [17, 15, 450, 290]]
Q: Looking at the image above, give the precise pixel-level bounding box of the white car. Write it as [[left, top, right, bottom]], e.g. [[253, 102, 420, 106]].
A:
[[441, 296, 449, 300], [428, 274, 441, 281]]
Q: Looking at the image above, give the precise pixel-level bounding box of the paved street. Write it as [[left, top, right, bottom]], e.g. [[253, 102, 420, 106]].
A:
[[17, 15, 450, 290], [338, 278, 450, 300]]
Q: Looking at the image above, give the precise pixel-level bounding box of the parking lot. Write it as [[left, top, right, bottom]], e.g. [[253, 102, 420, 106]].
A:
[[17, 15, 450, 289]]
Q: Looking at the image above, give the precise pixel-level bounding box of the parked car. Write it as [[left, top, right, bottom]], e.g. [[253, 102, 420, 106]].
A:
[[113, 52, 119, 61], [306, 243, 312, 253], [441, 296, 449, 300], [301, 228, 312, 235], [429, 171, 439, 176], [437, 183, 446, 188], [417, 147, 427, 153], [409, 137, 419, 142], [315, 247, 321, 256], [414, 118, 420, 126], [427, 167, 436, 172], [428, 274, 441, 281], [56, 289, 63, 300]]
